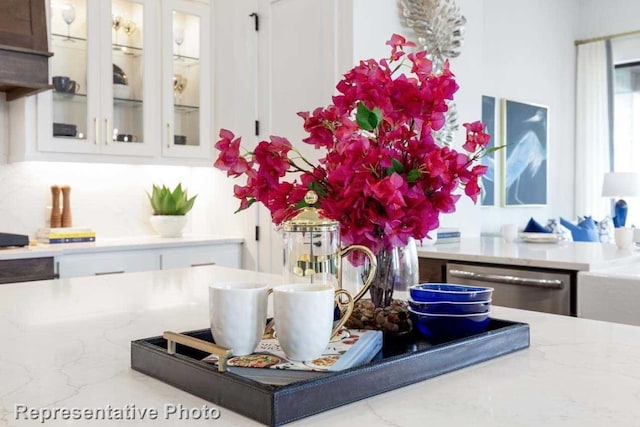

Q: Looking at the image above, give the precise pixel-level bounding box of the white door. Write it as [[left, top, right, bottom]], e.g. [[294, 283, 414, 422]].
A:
[[255, 0, 349, 274]]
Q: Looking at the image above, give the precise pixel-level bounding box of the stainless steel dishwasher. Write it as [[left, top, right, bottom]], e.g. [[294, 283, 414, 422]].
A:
[[446, 262, 572, 315]]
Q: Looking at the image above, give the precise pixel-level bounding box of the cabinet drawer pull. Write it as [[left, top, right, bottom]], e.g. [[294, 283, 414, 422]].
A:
[[191, 262, 216, 267], [94, 270, 125, 276], [104, 118, 110, 145], [448, 269, 564, 289], [166, 123, 171, 148]]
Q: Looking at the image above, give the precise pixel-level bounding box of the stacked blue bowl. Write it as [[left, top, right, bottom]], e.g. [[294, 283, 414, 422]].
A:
[[408, 283, 494, 342]]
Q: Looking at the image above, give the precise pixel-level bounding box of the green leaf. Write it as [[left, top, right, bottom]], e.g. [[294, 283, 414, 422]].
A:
[[234, 198, 256, 214], [308, 181, 327, 198], [483, 144, 507, 156], [149, 183, 197, 215], [391, 158, 405, 174], [407, 169, 421, 183], [294, 199, 308, 210], [356, 102, 380, 131]]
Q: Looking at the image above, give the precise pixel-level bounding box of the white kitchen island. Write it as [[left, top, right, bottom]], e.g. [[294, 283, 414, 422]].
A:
[[1, 266, 639, 426]]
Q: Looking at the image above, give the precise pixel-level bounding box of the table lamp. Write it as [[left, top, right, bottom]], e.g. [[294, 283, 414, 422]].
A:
[[601, 172, 640, 227]]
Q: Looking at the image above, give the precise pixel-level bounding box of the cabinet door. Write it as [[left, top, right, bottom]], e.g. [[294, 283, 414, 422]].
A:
[[57, 251, 159, 278], [38, 0, 158, 157], [160, 244, 242, 270], [161, 0, 212, 160], [101, 0, 159, 157], [38, 0, 101, 154]]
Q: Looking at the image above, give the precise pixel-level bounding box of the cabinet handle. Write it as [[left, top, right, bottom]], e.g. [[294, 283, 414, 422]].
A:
[[448, 269, 564, 289], [191, 262, 216, 267], [104, 118, 110, 145], [166, 123, 171, 148], [94, 270, 125, 276], [93, 118, 98, 145]]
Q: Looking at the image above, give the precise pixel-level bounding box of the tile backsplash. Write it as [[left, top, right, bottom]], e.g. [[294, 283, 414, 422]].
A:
[[0, 161, 244, 239]]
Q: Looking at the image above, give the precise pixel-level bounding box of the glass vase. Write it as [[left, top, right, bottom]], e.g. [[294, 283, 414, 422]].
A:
[[369, 237, 420, 308]]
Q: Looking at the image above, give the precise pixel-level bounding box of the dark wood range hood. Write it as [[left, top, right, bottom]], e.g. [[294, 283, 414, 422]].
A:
[[0, 0, 53, 101]]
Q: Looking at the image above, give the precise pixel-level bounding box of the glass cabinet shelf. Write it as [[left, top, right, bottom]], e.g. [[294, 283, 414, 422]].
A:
[[175, 103, 199, 113], [53, 92, 88, 102], [173, 54, 199, 67], [51, 33, 87, 49], [53, 92, 143, 108]]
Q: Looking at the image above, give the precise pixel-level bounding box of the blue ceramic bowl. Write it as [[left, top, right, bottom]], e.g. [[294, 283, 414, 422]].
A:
[[408, 298, 492, 315], [409, 283, 494, 302], [409, 308, 491, 342]]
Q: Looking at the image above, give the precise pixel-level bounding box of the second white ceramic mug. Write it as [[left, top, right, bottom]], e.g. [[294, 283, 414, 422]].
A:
[[209, 282, 270, 356], [273, 284, 354, 361]]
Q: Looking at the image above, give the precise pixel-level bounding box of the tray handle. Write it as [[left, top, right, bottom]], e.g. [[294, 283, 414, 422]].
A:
[[163, 331, 233, 372]]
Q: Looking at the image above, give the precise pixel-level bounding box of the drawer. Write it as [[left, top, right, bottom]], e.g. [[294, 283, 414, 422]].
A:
[[57, 252, 160, 278], [160, 244, 242, 270], [0, 257, 56, 284]]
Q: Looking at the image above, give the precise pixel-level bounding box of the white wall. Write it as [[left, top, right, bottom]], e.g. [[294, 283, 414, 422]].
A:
[[477, 0, 579, 233], [350, 0, 580, 236], [578, 0, 640, 40], [0, 161, 243, 239]]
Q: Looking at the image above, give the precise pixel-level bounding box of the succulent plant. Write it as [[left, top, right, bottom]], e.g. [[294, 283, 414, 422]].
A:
[[148, 183, 197, 216]]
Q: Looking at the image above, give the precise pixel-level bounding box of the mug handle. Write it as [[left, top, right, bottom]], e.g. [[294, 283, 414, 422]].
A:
[[74, 82, 81, 92], [339, 245, 377, 302], [331, 289, 354, 339]]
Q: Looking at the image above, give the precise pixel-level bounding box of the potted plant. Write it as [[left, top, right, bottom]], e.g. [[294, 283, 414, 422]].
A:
[[148, 183, 197, 237]]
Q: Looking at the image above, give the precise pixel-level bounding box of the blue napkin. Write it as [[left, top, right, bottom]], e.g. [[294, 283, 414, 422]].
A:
[[560, 217, 599, 242], [523, 218, 551, 233]]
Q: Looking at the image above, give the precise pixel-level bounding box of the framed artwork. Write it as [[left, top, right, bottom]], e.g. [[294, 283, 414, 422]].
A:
[[501, 99, 548, 206], [480, 95, 496, 206]]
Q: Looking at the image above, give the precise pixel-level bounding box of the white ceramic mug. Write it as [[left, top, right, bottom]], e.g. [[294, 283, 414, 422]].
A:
[[501, 224, 518, 243], [614, 227, 634, 250], [273, 284, 354, 361], [209, 282, 270, 356]]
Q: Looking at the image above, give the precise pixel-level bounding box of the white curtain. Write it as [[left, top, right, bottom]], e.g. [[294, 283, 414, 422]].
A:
[[575, 41, 611, 219]]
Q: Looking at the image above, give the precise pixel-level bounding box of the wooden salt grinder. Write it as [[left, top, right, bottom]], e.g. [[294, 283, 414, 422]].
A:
[[50, 185, 61, 228], [61, 185, 72, 227]]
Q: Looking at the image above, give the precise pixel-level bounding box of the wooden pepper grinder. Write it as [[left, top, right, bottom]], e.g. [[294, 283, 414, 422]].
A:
[[50, 185, 62, 228], [61, 185, 72, 227]]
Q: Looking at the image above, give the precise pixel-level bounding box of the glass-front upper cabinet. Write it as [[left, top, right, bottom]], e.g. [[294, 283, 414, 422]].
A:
[[162, 0, 211, 159], [39, 0, 159, 157]]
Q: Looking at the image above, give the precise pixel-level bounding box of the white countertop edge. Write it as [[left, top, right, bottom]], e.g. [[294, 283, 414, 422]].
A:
[[417, 247, 592, 270], [416, 237, 640, 271], [0, 235, 245, 260]]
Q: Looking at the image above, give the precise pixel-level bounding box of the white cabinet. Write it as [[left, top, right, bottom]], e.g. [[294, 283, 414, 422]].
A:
[[57, 250, 159, 278], [11, 0, 212, 164], [159, 244, 242, 270], [56, 241, 242, 278]]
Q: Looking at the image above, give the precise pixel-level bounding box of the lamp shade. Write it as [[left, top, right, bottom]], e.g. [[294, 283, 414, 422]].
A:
[[601, 172, 640, 198]]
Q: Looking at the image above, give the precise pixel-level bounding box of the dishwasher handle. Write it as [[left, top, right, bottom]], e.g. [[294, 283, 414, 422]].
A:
[[448, 269, 564, 289]]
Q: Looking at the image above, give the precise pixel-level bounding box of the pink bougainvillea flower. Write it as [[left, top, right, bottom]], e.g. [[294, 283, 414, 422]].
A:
[[213, 34, 491, 254]]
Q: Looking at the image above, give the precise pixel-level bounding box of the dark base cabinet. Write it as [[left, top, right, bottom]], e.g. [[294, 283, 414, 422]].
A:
[[0, 257, 56, 284]]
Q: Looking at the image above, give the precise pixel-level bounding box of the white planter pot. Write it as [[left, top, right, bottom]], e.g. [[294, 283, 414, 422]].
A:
[[150, 215, 188, 237]]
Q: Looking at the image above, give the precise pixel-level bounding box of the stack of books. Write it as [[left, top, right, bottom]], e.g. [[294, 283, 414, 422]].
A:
[[36, 227, 96, 244], [435, 227, 461, 244]]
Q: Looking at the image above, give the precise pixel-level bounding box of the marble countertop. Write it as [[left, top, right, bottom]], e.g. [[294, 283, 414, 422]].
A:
[[0, 266, 639, 426], [0, 235, 244, 260], [417, 237, 640, 271]]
